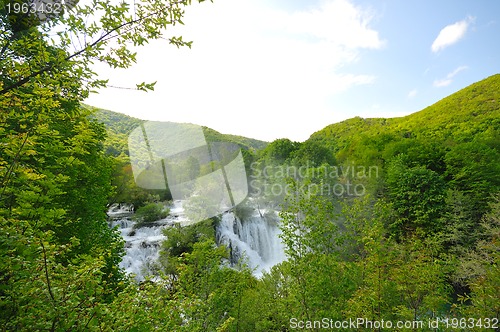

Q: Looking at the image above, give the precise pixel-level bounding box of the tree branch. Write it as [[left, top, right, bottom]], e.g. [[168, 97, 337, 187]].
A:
[[0, 131, 31, 201], [41, 240, 56, 303], [0, 5, 175, 96]]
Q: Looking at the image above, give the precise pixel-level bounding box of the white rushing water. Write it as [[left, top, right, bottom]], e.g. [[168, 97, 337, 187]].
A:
[[216, 210, 286, 276], [107, 202, 184, 281], [108, 201, 286, 281]]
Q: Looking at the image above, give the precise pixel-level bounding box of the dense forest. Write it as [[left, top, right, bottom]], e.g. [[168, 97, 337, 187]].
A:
[[97, 75, 499, 331], [1, 0, 499, 330]]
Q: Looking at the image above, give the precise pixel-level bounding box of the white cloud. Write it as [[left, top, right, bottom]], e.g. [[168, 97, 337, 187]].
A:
[[433, 66, 468, 87], [408, 89, 417, 98], [283, 0, 385, 50], [431, 16, 474, 53], [85, 0, 384, 141], [433, 78, 452, 88]]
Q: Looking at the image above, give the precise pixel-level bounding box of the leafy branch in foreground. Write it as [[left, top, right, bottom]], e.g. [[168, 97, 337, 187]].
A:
[[1, 0, 210, 96], [0, 0, 212, 330]]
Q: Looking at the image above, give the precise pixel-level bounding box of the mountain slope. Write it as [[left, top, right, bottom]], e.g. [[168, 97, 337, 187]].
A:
[[87, 106, 268, 156], [309, 74, 500, 159], [393, 73, 500, 139], [307, 74, 499, 223]]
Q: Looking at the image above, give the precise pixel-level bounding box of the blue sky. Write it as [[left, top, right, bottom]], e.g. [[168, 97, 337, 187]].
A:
[[85, 0, 500, 142]]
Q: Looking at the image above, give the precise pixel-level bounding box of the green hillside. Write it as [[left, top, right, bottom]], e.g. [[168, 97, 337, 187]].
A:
[[88, 106, 143, 136], [309, 74, 500, 160], [202, 126, 268, 151], [85, 106, 268, 206], [304, 73, 499, 227], [87, 106, 268, 156], [250, 74, 498, 242]]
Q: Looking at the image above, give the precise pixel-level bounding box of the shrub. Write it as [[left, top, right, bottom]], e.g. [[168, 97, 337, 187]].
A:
[[134, 202, 169, 223]]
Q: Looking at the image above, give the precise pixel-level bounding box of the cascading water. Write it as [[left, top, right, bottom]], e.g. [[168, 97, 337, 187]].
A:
[[108, 201, 286, 281], [216, 210, 286, 276], [107, 201, 188, 281]]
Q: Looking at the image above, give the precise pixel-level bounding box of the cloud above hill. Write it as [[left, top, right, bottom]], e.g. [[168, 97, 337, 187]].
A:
[[431, 16, 474, 53], [433, 66, 468, 87]]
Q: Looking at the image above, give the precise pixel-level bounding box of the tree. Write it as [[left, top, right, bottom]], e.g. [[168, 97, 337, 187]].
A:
[[0, 101, 126, 328], [445, 142, 500, 221], [291, 140, 336, 167], [133, 201, 169, 224], [260, 138, 300, 164], [390, 237, 451, 324], [175, 239, 257, 332], [1, 0, 211, 96], [278, 179, 356, 324], [1, 0, 212, 329], [385, 155, 447, 238], [159, 218, 215, 277], [456, 195, 500, 320], [343, 197, 400, 323], [342, 197, 451, 326], [441, 189, 480, 256]]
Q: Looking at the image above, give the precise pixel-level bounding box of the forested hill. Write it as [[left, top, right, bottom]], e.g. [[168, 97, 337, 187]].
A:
[[309, 73, 500, 159], [304, 73, 499, 225], [88, 106, 143, 136], [88, 106, 268, 156]]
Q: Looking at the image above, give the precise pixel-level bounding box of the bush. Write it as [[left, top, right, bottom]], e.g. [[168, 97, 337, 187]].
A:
[[134, 202, 169, 223]]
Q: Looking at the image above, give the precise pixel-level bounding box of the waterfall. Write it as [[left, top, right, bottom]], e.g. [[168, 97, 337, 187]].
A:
[[107, 201, 185, 282], [216, 210, 286, 276], [119, 225, 165, 281], [108, 201, 286, 281]]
